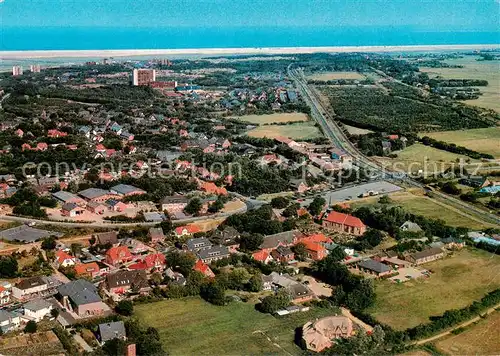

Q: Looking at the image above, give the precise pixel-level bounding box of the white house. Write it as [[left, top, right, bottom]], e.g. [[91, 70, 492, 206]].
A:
[[55, 250, 77, 268], [12, 277, 48, 301], [23, 299, 53, 322], [0, 310, 21, 333], [0, 282, 11, 305]]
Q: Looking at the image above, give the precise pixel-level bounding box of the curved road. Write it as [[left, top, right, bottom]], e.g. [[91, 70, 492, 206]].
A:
[[288, 65, 500, 226]]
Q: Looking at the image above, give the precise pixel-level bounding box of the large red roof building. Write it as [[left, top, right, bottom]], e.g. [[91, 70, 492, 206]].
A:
[[321, 211, 366, 236]]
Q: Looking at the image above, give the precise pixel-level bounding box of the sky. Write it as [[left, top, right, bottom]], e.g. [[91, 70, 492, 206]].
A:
[[1, 0, 499, 31]]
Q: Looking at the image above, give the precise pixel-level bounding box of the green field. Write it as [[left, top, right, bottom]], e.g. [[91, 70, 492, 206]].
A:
[[135, 297, 335, 355], [247, 121, 322, 140], [368, 248, 500, 330], [351, 191, 493, 230], [307, 71, 366, 81], [421, 57, 500, 112], [235, 112, 309, 125], [375, 143, 478, 174], [423, 127, 500, 158]]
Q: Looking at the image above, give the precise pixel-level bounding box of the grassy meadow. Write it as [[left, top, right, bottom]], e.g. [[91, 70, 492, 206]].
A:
[[307, 71, 366, 81], [247, 121, 322, 140], [368, 249, 500, 330], [235, 112, 309, 125], [135, 297, 336, 355]]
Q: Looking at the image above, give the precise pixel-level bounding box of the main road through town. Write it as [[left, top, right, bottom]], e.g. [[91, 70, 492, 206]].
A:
[[287, 64, 500, 226]]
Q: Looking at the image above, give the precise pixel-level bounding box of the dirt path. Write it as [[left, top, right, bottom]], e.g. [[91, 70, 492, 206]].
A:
[[341, 307, 374, 333], [414, 303, 500, 345]]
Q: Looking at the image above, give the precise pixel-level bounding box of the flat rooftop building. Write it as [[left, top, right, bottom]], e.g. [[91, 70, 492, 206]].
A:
[[132, 69, 156, 86]]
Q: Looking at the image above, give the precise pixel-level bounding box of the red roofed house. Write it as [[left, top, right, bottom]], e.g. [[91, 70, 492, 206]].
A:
[[48, 129, 68, 138], [36, 142, 48, 151], [193, 260, 215, 278], [105, 246, 133, 266], [322, 211, 366, 236], [200, 182, 227, 196], [175, 225, 201, 237], [15, 129, 24, 137], [252, 250, 273, 264], [129, 253, 166, 272], [74, 262, 100, 278], [302, 240, 328, 261], [55, 250, 77, 268], [22, 143, 32, 151]]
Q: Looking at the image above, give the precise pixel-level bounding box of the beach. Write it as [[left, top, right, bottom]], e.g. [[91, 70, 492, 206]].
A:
[[1, 44, 499, 60]]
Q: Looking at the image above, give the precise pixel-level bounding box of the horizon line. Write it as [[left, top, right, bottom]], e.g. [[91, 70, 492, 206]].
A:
[[1, 44, 499, 60]]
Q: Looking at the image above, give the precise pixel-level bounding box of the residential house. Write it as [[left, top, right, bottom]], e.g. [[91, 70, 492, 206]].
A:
[[0, 310, 21, 333], [406, 247, 445, 265], [302, 316, 353, 352], [266, 272, 315, 304], [197, 245, 230, 263], [289, 179, 309, 193], [0, 285, 11, 305], [193, 260, 215, 278], [209, 226, 240, 252], [400, 221, 423, 233], [74, 262, 101, 279], [58, 279, 108, 317], [259, 230, 303, 253], [186, 237, 212, 252], [356, 259, 393, 278], [23, 299, 53, 322], [165, 268, 186, 285], [105, 246, 133, 266], [271, 246, 295, 263], [47, 129, 68, 138], [261, 274, 274, 291], [160, 195, 188, 213], [148, 227, 165, 244], [93, 231, 119, 246], [252, 250, 273, 264], [143, 211, 166, 222], [175, 225, 201, 237], [121, 238, 149, 255], [321, 211, 366, 236], [302, 240, 328, 261], [110, 184, 146, 197], [199, 181, 228, 196], [106, 270, 150, 294], [55, 250, 77, 268], [98, 321, 126, 344], [12, 276, 50, 301], [129, 253, 166, 272]]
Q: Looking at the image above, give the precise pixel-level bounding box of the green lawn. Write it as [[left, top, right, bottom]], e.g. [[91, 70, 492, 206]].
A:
[[368, 248, 500, 330], [247, 121, 322, 140], [135, 297, 336, 355]]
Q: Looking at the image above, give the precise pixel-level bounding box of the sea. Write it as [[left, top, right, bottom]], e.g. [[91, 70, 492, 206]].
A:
[[2, 26, 499, 51]]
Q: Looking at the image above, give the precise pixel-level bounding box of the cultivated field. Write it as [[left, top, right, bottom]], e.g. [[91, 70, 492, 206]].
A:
[[307, 71, 365, 81], [435, 311, 500, 355], [235, 112, 309, 125], [375, 143, 478, 174], [420, 57, 500, 112], [247, 122, 322, 140], [368, 248, 500, 330], [135, 297, 335, 355], [351, 191, 493, 230], [423, 127, 500, 158]]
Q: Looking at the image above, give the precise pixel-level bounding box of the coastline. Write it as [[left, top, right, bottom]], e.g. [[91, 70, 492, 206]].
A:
[[1, 44, 499, 59]]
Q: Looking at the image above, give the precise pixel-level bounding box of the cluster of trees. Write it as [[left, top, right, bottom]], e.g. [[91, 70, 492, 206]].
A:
[[421, 136, 494, 160], [313, 250, 376, 311], [1, 186, 58, 218], [428, 78, 488, 87], [0, 256, 18, 278], [224, 205, 294, 237], [258, 289, 291, 313], [322, 85, 494, 132]]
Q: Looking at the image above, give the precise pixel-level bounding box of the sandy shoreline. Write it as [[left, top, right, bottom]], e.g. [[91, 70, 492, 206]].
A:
[[1, 44, 498, 59]]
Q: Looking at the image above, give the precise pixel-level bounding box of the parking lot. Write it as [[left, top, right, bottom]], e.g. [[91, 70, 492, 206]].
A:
[[299, 180, 403, 206], [389, 267, 430, 283], [0, 225, 63, 242]]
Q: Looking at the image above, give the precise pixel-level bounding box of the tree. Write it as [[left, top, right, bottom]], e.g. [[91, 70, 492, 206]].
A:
[[115, 300, 134, 316], [282, 203, 300, 218], [247, 273, 263, 292], [271, 196, 290, 209], [24, 320, 37, 333], [362, 229, 384, 249], [200, 283, 227, 306], [378, 195, 392, 204], [159, 219, 173, 233], [259, 289, 291, 314], [70, 243, 82, 256], [102, 338, 127, 356], [184, 197, 203, 216], [227, 268, 251, 290], [41, 236, 57, 250], [308, 196, 326, 216], [166, 250, 196, 277], [239, 233, 264, 252], [292, 242, 308, 261], [0, 256, 18, 278]]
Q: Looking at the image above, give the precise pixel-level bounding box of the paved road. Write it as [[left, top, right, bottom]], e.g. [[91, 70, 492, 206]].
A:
[[288, 65, 500, 226]]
